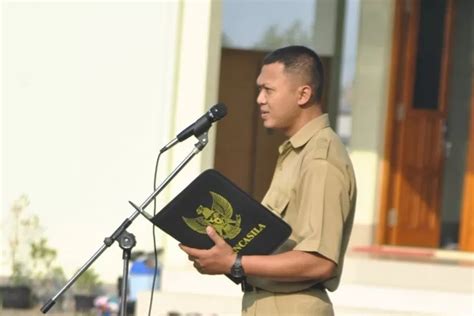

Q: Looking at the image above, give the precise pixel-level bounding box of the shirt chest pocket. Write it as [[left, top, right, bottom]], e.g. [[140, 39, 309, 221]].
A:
[[263, 189, 291, 217]]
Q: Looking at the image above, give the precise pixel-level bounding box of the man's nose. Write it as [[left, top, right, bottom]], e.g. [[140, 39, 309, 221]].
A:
[[256, 90, 265, 105]]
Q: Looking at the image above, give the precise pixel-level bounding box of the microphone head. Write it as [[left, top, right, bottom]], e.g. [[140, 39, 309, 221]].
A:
[[209, 103, 227, 122]]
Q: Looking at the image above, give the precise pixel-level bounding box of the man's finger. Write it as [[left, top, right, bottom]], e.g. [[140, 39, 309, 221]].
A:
[[179, 244, 204, 257], [193, 261, 203, 273], [206, 226, 226, 246]]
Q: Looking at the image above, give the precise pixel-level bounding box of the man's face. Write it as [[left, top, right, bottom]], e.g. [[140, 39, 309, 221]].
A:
[[256, 62, 302, 136]]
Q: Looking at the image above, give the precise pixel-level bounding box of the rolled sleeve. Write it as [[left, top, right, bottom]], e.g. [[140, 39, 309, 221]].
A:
[[293, 159, 349, 265]]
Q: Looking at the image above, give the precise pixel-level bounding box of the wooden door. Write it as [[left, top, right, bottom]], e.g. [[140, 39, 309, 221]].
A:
[[214, 49, 264, 195], [214, 48, 286, 200], [459, 80, 474, 251], [380, 0, 454, 247]]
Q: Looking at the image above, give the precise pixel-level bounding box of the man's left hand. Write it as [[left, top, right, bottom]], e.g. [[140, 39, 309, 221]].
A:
[[179, 226, 236, 275]]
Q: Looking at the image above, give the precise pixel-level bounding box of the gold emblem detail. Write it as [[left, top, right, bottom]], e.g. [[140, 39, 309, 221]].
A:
[[182, 192, 242, 240]]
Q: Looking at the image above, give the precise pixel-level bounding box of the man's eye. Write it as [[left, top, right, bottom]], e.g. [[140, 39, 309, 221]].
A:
[[258, 86, 272, 94]]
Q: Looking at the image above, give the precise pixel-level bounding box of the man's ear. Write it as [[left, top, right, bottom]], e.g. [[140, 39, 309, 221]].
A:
[[297, 85, 313, 106]]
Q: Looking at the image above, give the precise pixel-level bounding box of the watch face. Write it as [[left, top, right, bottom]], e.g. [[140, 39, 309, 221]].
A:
[[231, 266, 243, 278], [231, 255, 244, 278]]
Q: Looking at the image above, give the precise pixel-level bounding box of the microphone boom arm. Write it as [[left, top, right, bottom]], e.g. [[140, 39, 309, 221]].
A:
[[41, 133, 209, 314]]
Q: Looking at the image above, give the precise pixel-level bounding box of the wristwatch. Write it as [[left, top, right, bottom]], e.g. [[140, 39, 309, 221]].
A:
[[230, 254, 245, 278]]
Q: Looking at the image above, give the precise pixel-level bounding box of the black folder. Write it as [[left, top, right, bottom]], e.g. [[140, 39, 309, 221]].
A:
[[151, 169, 292, 282]]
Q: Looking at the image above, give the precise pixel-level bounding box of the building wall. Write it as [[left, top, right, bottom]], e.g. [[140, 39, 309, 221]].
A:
[[1, 0, 220, 284], [161, 0, 222, 270], [349, 0, 395, 246], [1, 0, 405, 298]]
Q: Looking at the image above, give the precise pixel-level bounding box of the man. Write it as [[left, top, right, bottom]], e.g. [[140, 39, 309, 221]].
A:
[[180, 45, 357, 315]]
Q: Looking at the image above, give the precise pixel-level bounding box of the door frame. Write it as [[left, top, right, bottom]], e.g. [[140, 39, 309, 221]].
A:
[[377, 0, 405, 245], [459, 79, 474, 251], [377, 0, 455, 246]]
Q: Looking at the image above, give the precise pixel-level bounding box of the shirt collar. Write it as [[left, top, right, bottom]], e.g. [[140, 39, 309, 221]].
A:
[[278, 114, 330, 153]]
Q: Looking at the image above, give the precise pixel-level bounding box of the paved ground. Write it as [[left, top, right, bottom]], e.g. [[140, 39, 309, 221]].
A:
[[0, 309, 91, 316]]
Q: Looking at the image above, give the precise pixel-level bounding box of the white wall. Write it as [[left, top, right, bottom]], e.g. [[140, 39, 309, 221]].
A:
[[161, 0, 222, 269], [1, 0, 221, 286], [349, 0, 395, 240], [0, 0, 5, 278]]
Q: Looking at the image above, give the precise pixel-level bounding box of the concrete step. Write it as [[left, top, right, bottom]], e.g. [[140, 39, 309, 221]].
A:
[[333, 251, 474, 315], [341, 254, 474, 293], [332, 284, 473, 316], [135, 249, 474, 315]]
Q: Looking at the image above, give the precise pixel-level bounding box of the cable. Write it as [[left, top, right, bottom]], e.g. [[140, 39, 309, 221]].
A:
[[147, 149, 163, 316]]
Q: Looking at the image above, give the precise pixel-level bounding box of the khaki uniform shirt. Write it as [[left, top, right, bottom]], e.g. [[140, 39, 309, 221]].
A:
[[246, 114, 357, 293]]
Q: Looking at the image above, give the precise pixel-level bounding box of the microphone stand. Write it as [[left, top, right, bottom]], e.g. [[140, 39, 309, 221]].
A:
[[41, 133, 209, 315]]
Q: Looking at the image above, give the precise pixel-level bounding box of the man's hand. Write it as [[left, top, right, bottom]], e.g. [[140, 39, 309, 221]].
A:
[[179, 226, 236, 275]]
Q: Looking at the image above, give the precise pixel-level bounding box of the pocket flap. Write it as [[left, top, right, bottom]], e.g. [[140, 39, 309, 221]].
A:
[[264, 190, 290, 215]]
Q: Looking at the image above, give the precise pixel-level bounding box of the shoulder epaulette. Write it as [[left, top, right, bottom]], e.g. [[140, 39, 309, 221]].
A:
[[313, 137, 330, 160]]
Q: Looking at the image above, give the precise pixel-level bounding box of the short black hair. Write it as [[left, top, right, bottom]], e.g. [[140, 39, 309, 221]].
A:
[[262, 45, 324, 104]]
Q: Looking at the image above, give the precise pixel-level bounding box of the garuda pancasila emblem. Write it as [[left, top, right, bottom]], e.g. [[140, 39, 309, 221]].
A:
[[182, 191, 242, 240]]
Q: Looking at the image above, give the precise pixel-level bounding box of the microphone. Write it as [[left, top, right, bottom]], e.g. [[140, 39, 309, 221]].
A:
[[160, 103, 227, 153]]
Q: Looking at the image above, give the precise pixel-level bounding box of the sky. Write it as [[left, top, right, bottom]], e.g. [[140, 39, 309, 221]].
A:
[[222, 0, 360, 87], [222, 0, 316, 49]]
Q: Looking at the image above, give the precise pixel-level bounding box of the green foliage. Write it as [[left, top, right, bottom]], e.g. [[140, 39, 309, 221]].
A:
[[254, 21, 313, 50], [75, 268, 102, 295], [6, 195, 65, 298], [10, 262, 29, 285], [30, 238, 65, 282], [7, 195, 38, 285]]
